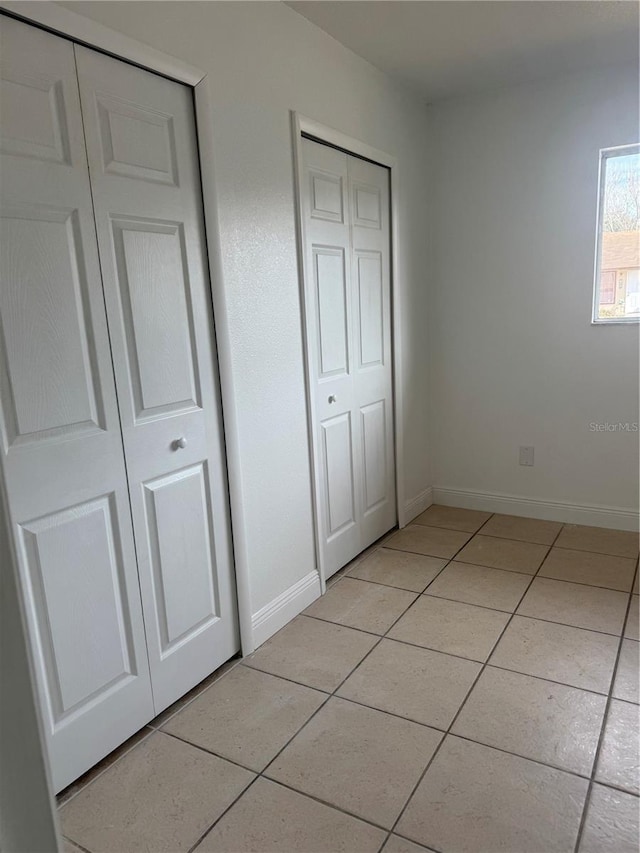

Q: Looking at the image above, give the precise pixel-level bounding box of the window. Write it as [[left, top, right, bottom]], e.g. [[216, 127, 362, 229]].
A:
[[593, 144, 640, 323]]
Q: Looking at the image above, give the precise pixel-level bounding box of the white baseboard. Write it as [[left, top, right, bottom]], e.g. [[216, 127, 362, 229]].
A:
[[404, 487, 433, 526], [251, 569, 322, 649], [432, 487, 639, 532]]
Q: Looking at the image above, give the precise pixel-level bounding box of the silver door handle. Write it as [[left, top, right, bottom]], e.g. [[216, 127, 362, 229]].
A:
[[328, 395, 337, 404], [173, 437, 187, 450]]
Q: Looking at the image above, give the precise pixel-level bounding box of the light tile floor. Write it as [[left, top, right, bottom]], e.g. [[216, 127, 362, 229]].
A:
[[59, 507, 640, 853]]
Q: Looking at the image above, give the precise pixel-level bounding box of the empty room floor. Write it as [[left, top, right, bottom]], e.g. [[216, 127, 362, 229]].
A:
[[59, 506, 639, 853]]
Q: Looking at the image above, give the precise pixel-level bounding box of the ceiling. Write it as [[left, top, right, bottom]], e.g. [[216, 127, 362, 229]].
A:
[[286, 1, 639, 102]]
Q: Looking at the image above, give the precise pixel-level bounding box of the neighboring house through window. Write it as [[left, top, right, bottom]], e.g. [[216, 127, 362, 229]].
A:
[[593, 144, 640, 322]]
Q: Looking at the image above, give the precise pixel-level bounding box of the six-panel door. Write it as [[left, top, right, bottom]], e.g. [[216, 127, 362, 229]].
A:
[[75, 45, 239, 713], [301, 138, 396, 578], [0, 17, 155, 792], [0, 16, 240, 792]]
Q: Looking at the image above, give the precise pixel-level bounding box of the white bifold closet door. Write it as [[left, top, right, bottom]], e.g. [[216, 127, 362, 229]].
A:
[[0, 16, 238, 793], [74, 46, 238, 713], [300, 138, 396, 578]]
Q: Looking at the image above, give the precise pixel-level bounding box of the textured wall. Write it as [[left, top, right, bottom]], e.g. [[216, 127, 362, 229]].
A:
[[430, 65, 639, 515], [55, 0, 433, 614]]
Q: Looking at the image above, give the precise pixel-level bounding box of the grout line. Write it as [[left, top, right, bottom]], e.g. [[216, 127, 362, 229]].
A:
[[383, 524, 559, 849], [257, 775, 391, 834], [186, 543, 455, 850], [512, 611, 628, 640], [239, 662, 335, 695], [410, 520, 561, 549], [371, 543, 462, 560], [61, 521, 640, 852], [186, 774, 262, 853], [62, 836, 92, 853], [191, 538, 463, 849], [573, 556, 640, 853], [183, 537, 424, 850], [304, 586, 628, 643], [554, 543, 640, 560], [244, 634, 619, 701]]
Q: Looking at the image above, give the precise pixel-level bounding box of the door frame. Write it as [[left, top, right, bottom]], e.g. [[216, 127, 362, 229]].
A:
[[0, 1, 253, 654], [291, 113, 406, 591]]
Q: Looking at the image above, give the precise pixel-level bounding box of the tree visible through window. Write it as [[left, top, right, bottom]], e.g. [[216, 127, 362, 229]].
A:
[[594, 144, 640, 322]]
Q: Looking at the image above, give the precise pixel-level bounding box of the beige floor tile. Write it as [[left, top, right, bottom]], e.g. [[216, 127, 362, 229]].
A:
[[61, 732, 253, 853], [243, 615, 377, 692], [595, 699, 640, 794], [303, 578, 417, 634], [539, 547, 637, 592], [337, 638, 481, 729], [383, 835, 435, 853], [517, 577, 629, 635], [266, 697, 442, 829], [555, 524, 639, 559], [480, 513, 563, 545], [613, 639, 640, 703], [579, 783, 640, 853], [150, 658, 242, 729], [57, 726, 153, 806], [634, 571, 639, 593], [625, 595, 639, 640], [452, 666, 607, 775], [456, 534, 548, 574], [385, 524, 472, 559], [489, 616, 619, 693], [388, 594, 509, 662], [194, 778, 386, 852], [162, 666, 325, 771], [426, 561, 531, 612], [397, 736, 588, 853], [412, 504, 491, 533], [347, 548, 446, 592], [63, 840, 84, 853]]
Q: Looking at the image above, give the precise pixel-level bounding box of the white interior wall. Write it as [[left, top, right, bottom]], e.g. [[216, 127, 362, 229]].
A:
[[429, 65, 639, 529], [47, 1, 433, 624]]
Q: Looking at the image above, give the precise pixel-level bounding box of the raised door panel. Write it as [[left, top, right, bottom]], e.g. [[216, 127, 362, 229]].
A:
[[143, 463, 218, 656], [314, 247, 349, 378], [96, 93, 178, 186], [310, 169, 344, 223], [321, 412, 355, 538], [352, 181, 382, 230], [111, 217, 200, 419], [0, 70, 71, 164], [360, 400, 388, 514], [356, 251, 384, 370], [19, 495, 135, 724], [0, 206, 105, 447]]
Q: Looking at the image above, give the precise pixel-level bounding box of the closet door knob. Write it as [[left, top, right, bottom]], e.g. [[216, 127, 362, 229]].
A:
[[173, 437, 187, 450], [328, 395, 337, 404]]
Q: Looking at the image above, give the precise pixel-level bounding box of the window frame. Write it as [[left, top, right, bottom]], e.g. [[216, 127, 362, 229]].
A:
[[592, 142, 640, 325]]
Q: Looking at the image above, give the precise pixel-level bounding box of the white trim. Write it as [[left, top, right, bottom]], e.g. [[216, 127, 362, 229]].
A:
[[0, 1, 204, 85], [194, 78, 254, 655], [291, 112, 406, 591], [251, 570, 322, 649], [0, 4, 254, 655], [433, 487, 639, 532], [404, 487, 433, 524]]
